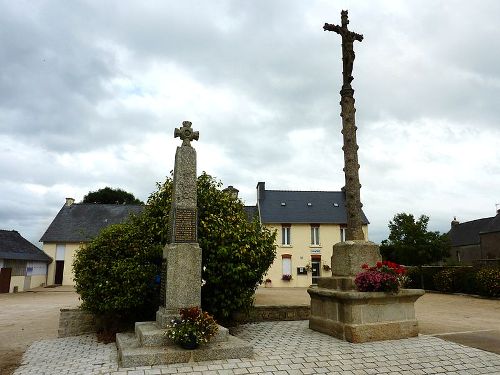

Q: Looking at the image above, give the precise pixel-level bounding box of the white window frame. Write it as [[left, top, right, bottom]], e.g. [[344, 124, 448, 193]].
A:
[[281, 225, 291, 245], [311, 225, 320, 245], [282, 256, 292, 276], [340, 227, 347, 242]]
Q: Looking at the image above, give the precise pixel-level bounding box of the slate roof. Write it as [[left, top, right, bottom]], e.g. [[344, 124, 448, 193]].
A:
[[484, 212, 500, 234], [258, 190, 369, 224], [0, 230, 52, 262], [40, 203, 145, 243], [448, 217, 494, 247]]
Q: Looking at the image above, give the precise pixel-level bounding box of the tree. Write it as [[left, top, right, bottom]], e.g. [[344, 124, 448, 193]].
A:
[[380, 213, 450, 288], [82, 187, 143, 204], [73, 172, 276, 327]]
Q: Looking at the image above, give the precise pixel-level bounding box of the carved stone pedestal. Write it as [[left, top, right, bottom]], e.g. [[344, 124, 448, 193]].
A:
[[308, 241, 424, 343]]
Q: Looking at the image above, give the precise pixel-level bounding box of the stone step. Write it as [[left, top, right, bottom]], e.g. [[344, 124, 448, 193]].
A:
[[117, 331, 253, 367], [135, 321, 230, 347]]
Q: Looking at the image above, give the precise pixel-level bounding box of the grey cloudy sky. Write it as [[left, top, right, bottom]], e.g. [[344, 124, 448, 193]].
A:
[[1, 0, 499, 246]]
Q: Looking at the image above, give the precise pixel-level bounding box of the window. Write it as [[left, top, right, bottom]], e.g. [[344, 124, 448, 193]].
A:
[[282, 254, 292, 277], [281, 224, 291, 245], [340, 226, 347, 242], [311, 225, 320, 245]]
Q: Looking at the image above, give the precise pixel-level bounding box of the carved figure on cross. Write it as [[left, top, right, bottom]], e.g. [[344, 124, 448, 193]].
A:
[[324, 10, 363, 87], [174, 121, 199, 146]]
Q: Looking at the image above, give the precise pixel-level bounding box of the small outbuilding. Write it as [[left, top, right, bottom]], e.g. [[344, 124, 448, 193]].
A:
[[0, 230, 52, 293], [40, 198, 145, 285]]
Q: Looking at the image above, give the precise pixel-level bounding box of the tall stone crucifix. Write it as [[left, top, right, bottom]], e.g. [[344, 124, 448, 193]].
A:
[[324, 10, 365, 241]]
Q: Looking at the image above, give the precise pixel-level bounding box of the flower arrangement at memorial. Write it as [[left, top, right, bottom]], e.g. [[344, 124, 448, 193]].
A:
[[167, 307, 218, 349], [354, 261, 407, 293]]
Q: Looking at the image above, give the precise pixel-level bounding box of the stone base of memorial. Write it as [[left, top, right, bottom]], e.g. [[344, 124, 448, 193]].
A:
[[307, 240, 424, 343], [117, 322, 253, 367]]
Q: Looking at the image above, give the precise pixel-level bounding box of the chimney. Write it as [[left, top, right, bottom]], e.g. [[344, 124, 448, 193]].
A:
[[257, 182, 265, 201], [65, 197, 75, 206], [223, 185, 239, 199], [451, 216, 459, 228]]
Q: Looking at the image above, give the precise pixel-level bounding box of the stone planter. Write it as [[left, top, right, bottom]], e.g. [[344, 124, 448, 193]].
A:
[[308, 286, 424, 343]]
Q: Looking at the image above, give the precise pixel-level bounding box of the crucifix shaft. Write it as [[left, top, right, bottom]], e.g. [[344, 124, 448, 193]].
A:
[[324, 10, 364, 241]]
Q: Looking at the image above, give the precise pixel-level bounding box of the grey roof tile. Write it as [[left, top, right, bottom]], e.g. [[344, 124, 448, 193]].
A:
[[448, 217, 493, 246], [40, 203, 145, 243], [0, 230, 52, 262], [258, 190, 369, 224]]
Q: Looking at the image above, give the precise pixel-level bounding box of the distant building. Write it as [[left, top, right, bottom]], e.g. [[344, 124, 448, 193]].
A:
[[448, 209, 500, 264], [40, 198, 144, 285], [0, 230, 52, 293], [247, 182, 369, 287]]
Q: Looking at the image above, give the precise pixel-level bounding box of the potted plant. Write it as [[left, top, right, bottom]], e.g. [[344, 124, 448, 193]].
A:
[[281, 274, 292, 281], [322, 264, 331, 271], [354, 261, 407, 293], [166, 307, 218, 349], [264, 278, 272, 287]]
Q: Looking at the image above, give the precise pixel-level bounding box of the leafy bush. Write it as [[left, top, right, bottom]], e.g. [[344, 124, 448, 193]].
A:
[[73, 172, 276, 328], [433, 268, 455, 293], [475, 268, 500, 297], [73, 218, 162, 328], [451, 267, 477, 294]]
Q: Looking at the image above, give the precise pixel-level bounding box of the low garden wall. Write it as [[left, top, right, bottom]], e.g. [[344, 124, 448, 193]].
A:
[[58, 308, 96, 337], [58, 305, 311, 337]]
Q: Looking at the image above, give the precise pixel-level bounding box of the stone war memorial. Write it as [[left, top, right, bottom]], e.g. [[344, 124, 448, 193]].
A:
[[117, 121, 252, 366], [307, 10, 425, 343]]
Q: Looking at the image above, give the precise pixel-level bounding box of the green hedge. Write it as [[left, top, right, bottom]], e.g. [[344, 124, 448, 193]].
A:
[[406, 265, 499, 298]]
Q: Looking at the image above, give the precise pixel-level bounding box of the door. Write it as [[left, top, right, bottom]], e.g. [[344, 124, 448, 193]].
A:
[[311, 260, 321, 285], [0, 268, 12, 293], [54, 261, 64, 285]]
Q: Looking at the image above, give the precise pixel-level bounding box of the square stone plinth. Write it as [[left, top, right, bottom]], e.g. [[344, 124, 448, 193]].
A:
[[308, 286, 424, 343], [331, 240, 381, 277]]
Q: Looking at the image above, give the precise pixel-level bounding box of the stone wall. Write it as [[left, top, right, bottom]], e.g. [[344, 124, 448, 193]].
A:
[[58, 308, 96, 337], [58, 305, 310, 337], [234, 305, 310, 323]]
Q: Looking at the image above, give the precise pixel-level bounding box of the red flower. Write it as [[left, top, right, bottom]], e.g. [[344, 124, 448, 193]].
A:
[[376, 261, 383, 268], [361, 264, 369, 270]]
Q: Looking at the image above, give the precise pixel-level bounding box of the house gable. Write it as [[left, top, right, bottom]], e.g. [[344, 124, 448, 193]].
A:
[[40, 203, 145, 243]]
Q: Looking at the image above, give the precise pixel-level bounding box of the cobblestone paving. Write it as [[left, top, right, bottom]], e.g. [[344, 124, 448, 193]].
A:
[[15, 321, 500, 374]]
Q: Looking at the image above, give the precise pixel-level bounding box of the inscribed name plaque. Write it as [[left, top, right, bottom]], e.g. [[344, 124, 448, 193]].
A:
[[174, 208, 197, 243]]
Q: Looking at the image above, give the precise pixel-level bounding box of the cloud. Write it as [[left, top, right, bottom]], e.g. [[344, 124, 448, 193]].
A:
[[0, 0, 499, 246]]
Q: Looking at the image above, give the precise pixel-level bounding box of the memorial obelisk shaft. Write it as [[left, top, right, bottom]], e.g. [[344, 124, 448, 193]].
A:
[[157, 121, 202, 328]]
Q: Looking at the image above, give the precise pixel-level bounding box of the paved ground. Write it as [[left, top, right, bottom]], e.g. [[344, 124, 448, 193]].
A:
[[2, 287, 500, 374], [254, 288, 500, 355], [13, 321, 500, 374]]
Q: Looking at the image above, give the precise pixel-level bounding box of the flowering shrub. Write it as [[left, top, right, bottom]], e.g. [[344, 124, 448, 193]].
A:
[[475, 268, 500, 297], [355, 261, 406, 293], [282, 274, 292, 281], [433, 268, 456, 293], [167, 307, 218, 348]]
